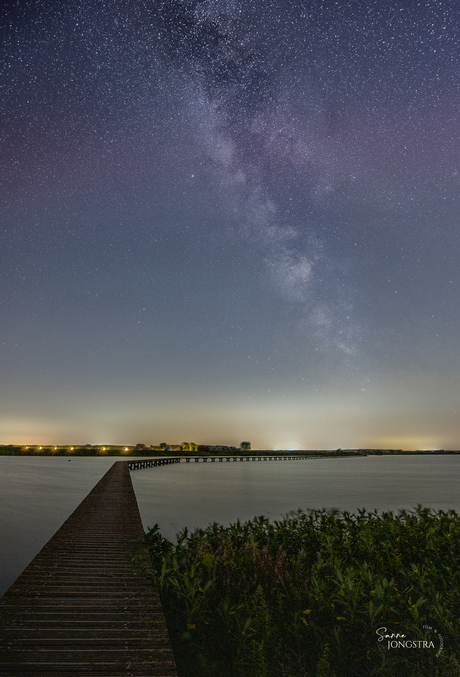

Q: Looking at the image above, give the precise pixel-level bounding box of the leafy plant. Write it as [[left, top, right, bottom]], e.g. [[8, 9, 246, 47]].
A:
[[145, 507, 460, 677]]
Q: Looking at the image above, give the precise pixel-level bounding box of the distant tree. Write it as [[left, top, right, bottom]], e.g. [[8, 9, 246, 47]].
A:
[[159, 442, 168, 450], [240, 441, 251, 451], [135, 443, 147, 450], [180, 442, 199, 452]]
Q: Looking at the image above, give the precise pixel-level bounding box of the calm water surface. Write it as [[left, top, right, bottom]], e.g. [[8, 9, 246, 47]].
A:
[[1, 455, 459, 596]]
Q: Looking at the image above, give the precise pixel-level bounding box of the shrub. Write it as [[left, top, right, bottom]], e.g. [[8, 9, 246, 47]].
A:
[[146, 507, 460, 677]]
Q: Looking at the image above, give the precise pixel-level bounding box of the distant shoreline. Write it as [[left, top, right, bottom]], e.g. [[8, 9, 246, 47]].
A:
[[1, 446, 459, 457]]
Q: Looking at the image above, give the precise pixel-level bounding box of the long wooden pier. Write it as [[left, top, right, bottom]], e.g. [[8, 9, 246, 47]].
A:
[[0, 461, 177, 676], [127, 454, 331, 469], [0, 452, 355, 674]]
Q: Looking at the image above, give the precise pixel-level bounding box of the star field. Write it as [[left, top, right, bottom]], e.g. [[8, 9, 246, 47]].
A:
[[1, 0, 460, 449]]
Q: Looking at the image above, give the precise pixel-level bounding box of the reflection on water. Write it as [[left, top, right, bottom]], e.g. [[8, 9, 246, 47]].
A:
[[1, 455, 459, 596]]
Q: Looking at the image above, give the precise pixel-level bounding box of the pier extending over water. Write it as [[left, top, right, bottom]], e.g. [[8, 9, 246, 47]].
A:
[[127, 454, 329, 470], [0, 453, 346, 675], [0, 460, 177, 677]]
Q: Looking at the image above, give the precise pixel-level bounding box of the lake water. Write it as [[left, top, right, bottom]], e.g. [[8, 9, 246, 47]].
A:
[[1, 454, 459, 596]]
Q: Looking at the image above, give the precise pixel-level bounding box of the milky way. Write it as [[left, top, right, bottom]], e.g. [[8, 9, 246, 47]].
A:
[[1, 0, 459, 449]]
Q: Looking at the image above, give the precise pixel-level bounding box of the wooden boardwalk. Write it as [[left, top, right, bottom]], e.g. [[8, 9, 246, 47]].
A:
[[0, 461, 177, 676], [127, 454, 331, 469]]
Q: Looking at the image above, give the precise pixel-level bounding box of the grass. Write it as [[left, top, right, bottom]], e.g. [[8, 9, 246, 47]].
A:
[[145, 507, 460, 677]]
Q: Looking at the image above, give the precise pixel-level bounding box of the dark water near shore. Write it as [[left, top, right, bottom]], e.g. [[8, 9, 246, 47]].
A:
[[1, 455, 459, 596]]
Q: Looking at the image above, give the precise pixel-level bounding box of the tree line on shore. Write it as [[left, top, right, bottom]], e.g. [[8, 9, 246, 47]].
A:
[[1, 444, 458, 456], [0, 441, 252, 456]]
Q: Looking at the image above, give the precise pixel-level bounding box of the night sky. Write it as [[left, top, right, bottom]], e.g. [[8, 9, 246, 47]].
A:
[[1, 0, 459, 450]]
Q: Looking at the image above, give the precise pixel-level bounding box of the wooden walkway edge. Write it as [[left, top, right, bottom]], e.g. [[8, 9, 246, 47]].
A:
[[0, 461, 178, 676]]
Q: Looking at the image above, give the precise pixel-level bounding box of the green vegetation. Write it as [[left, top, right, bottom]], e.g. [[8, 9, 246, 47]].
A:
[[145, 508, 460, 677]]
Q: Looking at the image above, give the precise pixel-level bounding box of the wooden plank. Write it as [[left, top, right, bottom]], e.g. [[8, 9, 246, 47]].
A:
[[0, 461, 177, 676]]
